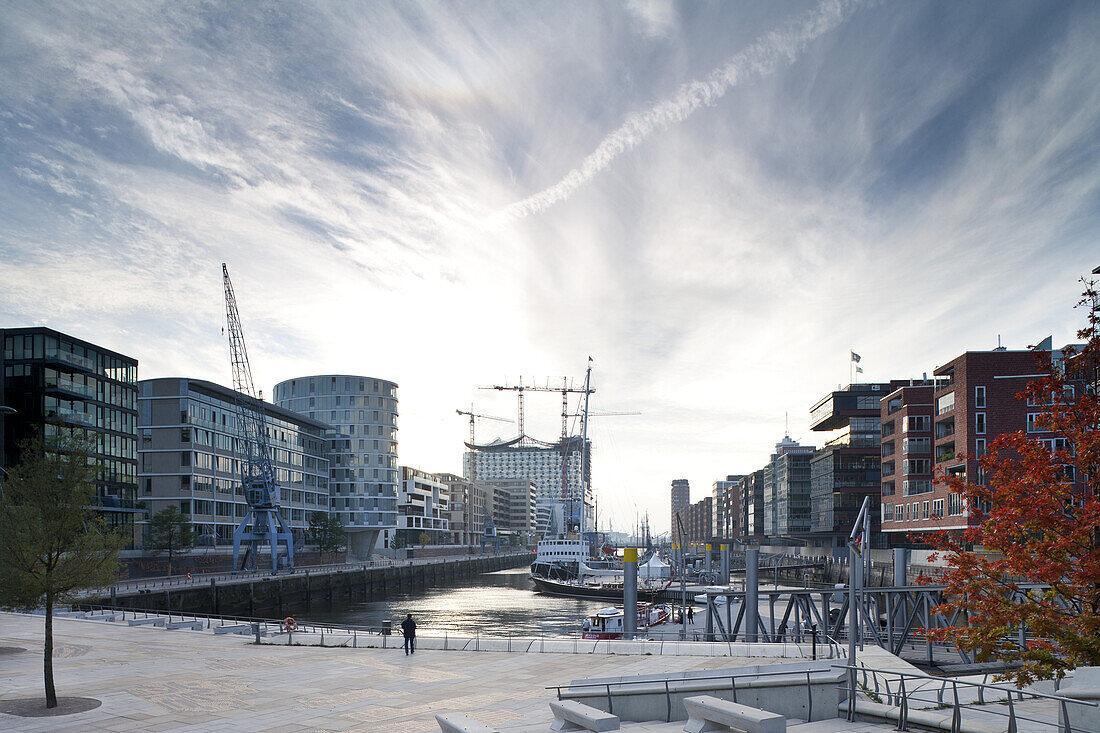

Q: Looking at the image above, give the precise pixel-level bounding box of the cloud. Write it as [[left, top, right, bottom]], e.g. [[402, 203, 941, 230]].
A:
[[2, 1, 1098, 534], [625, 0, 679, 39], [491, 0, 862, 222]]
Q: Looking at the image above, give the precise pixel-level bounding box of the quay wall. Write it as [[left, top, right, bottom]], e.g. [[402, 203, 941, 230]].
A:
[[93, 553, 534, 618]]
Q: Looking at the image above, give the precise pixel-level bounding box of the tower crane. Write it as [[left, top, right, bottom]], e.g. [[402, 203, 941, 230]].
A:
[[223, 263, 295, 574], [455, 405, 513, 446], [456, 406, 513, 482]]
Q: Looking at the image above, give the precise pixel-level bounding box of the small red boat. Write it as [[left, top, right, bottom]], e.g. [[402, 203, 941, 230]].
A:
[[581, 602, 673, 639]]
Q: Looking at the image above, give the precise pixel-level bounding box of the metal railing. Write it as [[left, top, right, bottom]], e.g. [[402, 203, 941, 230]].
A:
[[66, 602, 837, 658], [547, 665, 843, 723], [840, 663, 1097, 732]]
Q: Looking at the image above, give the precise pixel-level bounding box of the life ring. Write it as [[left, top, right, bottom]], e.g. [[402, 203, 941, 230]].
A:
[[284, 617, 297, 631], [186, 572, 192, 580]]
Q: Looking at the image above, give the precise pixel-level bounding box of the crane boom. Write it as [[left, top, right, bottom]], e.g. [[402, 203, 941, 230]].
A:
[[223, 263, 295, 574]]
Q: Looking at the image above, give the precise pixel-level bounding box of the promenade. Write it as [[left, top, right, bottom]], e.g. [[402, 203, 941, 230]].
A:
[[0, 611, 787, 732]]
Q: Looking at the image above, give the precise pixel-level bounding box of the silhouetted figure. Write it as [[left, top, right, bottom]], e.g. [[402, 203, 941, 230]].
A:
[[401, 613, 417, 655], [687, 605, 695, 623]]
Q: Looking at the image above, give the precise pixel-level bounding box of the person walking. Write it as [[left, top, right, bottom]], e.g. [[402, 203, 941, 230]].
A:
[[401, 613, 417, 655], [687, 605, 694, 624]]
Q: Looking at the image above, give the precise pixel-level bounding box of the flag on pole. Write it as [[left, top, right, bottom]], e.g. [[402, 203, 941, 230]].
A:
[[851, 351, 861, 363], [855, 366, 863, 374]]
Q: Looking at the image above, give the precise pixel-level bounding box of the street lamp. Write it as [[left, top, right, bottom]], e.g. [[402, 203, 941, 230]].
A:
[[0, 405, 16, 489]]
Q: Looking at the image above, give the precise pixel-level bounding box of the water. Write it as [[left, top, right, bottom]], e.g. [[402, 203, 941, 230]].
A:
[[300, 567, 616, 637]]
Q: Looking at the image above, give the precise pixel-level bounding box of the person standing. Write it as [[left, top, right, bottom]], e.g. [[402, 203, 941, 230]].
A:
[[401, 613, 417, 655]]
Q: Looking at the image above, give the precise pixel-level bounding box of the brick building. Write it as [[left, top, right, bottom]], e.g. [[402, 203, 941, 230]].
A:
[[882, 347, 1086, 538], [712, 474, 744, 541]]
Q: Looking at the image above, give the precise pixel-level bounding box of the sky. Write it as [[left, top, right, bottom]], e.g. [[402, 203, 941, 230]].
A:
[[1, 1, 1098, 535]]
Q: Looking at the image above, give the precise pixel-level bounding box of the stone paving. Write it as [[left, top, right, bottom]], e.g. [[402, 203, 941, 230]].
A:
[[0, 612, 796, 733]]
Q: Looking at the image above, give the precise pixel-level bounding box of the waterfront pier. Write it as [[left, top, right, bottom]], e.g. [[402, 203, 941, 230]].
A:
[[89, 552, 534, 617]]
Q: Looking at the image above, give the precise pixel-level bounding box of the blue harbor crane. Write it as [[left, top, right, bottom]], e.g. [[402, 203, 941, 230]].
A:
[[223, 263, 295, 574]]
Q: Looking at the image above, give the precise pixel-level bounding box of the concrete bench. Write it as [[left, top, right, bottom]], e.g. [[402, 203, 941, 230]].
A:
[[166, 620, 204, 631], [213, 624, 253, 635], [128, 617, 166, 627], [549, 699, 620, 731], [683, 695, 785, 733], [435, 712, 500, 733]]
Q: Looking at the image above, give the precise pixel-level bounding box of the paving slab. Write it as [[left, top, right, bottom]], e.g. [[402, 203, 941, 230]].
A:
[[0, 612, 788, 733]]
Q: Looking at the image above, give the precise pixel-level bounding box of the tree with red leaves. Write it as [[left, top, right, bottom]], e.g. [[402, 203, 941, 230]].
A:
[[924, 282, 1100, 685]]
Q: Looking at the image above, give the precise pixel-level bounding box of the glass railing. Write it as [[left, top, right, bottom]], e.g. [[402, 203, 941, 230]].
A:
[[55, 350, 97, 371], [46, 406, 97, 426], [46, 377, 96, 399]]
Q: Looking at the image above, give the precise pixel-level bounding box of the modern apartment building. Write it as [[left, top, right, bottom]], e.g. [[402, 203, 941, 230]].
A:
[[741, 469, 765, 541], [465, 434, 591, 535], [762, 435, 815, 542], [879, 382, 936, 537], [670, 478, 690, 530], [884, 347, 1087, 536], [808, 383, 899, 549], [138, 378, 330, 547], [712, 475, 743, 541], [396, 466, 449, 546], [274, 375, 399, 557], [484, 477, 537, 542], [435, 472, 489, 546], [2, 328, 140, 544], [674, 495, 712, 546]]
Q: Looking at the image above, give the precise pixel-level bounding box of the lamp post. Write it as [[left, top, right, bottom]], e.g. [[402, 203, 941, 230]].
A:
[[0, 406, 16, 494]]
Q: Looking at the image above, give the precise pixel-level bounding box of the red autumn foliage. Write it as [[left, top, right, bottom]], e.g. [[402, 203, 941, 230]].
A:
[[922, 282, 1100, 684]]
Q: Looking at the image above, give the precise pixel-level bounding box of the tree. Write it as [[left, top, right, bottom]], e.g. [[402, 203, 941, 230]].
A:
[[146, 506, 194, 577], [924, 282, 1100, 684], [0, 436, 123, 709], [309, 511, 346, 562], [418, 531, 432, 547]]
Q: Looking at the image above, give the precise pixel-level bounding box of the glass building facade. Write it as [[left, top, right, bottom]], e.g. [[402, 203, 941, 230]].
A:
[[274, 374, 398, 558], [1, 328, 139, 544]]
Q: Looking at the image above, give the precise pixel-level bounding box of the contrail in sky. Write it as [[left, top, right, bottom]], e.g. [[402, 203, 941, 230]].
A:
[[493, 0, 862, 222]]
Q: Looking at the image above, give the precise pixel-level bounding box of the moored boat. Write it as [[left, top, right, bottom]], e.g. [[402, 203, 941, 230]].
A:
[[582, 602, 673, 639], [531, 574, 671, 601]]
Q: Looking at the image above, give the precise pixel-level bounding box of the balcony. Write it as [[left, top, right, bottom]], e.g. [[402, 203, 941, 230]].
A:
[[46, 406, 96, 427], [45, 376, 96, 399], [51, 349, 97, 372]]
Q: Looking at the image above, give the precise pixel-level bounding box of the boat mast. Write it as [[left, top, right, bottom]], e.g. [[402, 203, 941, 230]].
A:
[[579, 358, 593, 542]]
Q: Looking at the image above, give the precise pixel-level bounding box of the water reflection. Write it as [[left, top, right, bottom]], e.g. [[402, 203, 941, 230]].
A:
[[302, 567, 613, 637]]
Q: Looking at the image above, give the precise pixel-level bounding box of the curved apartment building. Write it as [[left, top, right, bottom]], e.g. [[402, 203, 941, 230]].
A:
[[274, 374, 398, 558]]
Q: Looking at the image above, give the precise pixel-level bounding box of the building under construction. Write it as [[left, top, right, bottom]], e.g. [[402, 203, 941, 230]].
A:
[[464, 434, 591, 537]]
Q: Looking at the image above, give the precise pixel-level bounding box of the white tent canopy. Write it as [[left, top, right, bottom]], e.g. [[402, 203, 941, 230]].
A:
[[639, 554, 671, 579]]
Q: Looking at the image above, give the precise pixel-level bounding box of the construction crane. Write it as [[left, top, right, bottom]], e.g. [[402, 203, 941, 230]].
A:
[[455, 405, 513, 446], [223, 263, 295, 574], [456, 406, 513, 482]]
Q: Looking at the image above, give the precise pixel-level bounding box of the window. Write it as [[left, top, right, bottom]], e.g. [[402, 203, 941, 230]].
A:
[[975, 412, 986, 434], [903, 458, 931, 475], [180, 451, 190, 467], [932, 499, 944, 518], [1027, 413, 1045, 433], [882, 480, 895, 496], [936, 392, 955, 415], [922, 501, 930, 519], [905, 415, 930, 432], [894, 505, 903, 522], [948, 493, 964, 516], [975, 386, 985, 408]]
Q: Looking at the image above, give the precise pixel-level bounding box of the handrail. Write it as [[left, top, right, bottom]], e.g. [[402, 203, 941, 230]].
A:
[[67, 602, 841, 657], [838, 662, 1096, 733], [547, 664, 841, 694], [836, 663, 1096, 707]]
